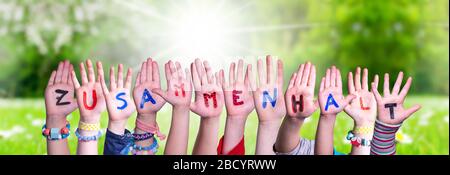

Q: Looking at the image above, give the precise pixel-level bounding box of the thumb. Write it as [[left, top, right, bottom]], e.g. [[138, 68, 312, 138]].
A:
[[402, 104, 421, 121], [313, 99, 319, 111], [343, 94, 356, 107], [189, 102, 197, 113], [152, 88, 168, 101]]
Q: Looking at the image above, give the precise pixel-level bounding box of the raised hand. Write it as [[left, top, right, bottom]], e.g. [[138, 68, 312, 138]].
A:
[[220, 59, 254, 118], [372, 72, 421, 125], [318, 66, 355, 116], [344, 67, 377, 126], [45, 60, 78, 123], [71, 59, 106, 124], [285, 61, 317, 119], [133, 58, 166, 117], [190, 59, 224, 118], [98, 62, 135, 127], [250, 55, 286, 122]]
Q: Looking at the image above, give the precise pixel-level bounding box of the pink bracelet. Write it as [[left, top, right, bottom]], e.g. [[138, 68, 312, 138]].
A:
[[135, 118, 166, 140]]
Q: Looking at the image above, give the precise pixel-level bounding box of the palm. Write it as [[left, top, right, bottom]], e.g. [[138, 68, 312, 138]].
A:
[[319, 88, 346, 115], [376, 96, 408, 125], [106, 88, 136, 121], [345, 90, 376, 124], [192, 84, 224, 117], [45, 84, 77, 118], [253, 85, 286, 122], [285, 88, 315, 118], [75, 83, 106, 119], [164, 79, 192, 106], [223, 84, 254, 117], [133, 82, 165, 114]]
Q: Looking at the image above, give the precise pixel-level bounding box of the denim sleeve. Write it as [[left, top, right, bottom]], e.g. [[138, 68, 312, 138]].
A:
[[103, 129, 133, 155]]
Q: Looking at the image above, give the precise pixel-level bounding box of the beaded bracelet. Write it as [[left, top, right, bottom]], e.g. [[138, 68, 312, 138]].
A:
[[131, 137, 158, 155], [75, 128, 102, 142], [78, 121, 101, 131], [354, 126, 374, 135], [135, 118, 166, 140], [132, 132, 154, 141], [346, 131, 371, 147], [42, 122, 70, 140]]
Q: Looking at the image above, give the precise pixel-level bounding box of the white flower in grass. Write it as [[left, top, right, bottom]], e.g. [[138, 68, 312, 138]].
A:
[[395, 129, 412, 144], [418, 110, 433, 126], [303, 117, 312, 124], [0, 125, 25, 139], [444, 115, 448, 123], [31, 119, 44, 126]]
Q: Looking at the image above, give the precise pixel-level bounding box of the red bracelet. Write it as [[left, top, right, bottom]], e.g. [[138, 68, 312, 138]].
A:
[[135, 118, 166, 140]]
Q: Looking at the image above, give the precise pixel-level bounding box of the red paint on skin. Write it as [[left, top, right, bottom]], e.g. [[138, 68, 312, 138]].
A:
[[83, 90, 97, 110], [291, 95, 304, 113], [174, 83, 186, 97], [232, 90, 244, 106], [203, 92, 218, 108], [359, 97, 370, 110]]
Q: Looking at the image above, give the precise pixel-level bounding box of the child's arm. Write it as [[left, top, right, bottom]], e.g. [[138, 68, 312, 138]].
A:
[[71, 60, 107, 155], [344, 68, 377, 155], [132, 58, 166, 155], [251, 56, 286, 155], [153, 60, 192, 155], [275, 62, 317, 153], [44, 60, 78, 155], [315, 66, 355, 155], [219, 59, 254, 154], [190, 59, 224, 155], [370, 72, 421, 155]]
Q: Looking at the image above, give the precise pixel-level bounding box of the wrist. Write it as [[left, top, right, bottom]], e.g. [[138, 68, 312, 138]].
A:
[[286, 116, 305, 125], [45, 117, 67, 128], [80, 115, 101, 124], [108, 119, 127, 135], [137, 113, 157, 124], [225, 116, 247, 129]]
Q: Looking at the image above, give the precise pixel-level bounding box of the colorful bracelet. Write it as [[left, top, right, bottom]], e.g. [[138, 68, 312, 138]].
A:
[[354, 125, 374, 135], [78, 121, 101, 131], [131, 137, 158, 155], [135, 118, 166, 140], [75, 128, 102, 141], [132, 132, 154, 141], [42, 121, 70, 140], [346, 131, 371, 147]]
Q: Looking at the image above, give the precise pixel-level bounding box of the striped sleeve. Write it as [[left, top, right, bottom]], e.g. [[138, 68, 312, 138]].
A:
[[370, 120, 401, 155]]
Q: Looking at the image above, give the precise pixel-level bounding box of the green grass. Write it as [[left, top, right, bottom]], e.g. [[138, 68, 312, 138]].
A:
[[0, 96, 448, 155]]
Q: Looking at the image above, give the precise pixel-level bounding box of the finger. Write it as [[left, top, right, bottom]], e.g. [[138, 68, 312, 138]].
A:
[[371, 81, 382, 102], [301, 62, 311, 86], [348, 72, 355, 94], [257, 58, 265, 86], [320, 77, 325, 92], [403, 104, 421, 120], [383, 73, 390, 96], [98, 62, 109, 95], [185, 68, 192, 86], [220, 69, 226, 89], [336, 68, 342, 89], [248, 64, 256, 91], [244, 65, 250, 89], [61, 60, 70, 83], [152, 88, 168, 101], [330, 66, 336, 87], [277, 59, 284, 88], [204, 61, 213, 84], [109, 66, 116, 91], [392, 72, 403, 96], [68, 64, 74, 86], [362, 68, 369, 90], [343, 94, 356, 107], [191, 63, 201, 90], [373, 74, 379, 90], [215, 72, 220, 87], [229, 62, 236, 85], [164, 62, 172, 85], [71, 70, 80, 89], [295, 64, 305, 86], [79, 62, 88, 85], [355, 67, 362, 91], [140, 61, 147, 83], [399, 77, 412, 100], [288, 72, 297, 89], [176, 61, 184, 81], [117, 64, 124, 88], [325, 68, 331, 88], [55, 61, 64, 83], [308, 65, 316, 88], [135, 71, 141, 87], [195, 59, 207, 85], [266, 55, 273, 84], [125, 68, 133, 89], [237, 59, 244, 83], [152, 61, 160, 84], [47, 70, 56, 87], [146, 58, 153, 82], [169, 60, 177, 79], [86, 59, 95, 83]]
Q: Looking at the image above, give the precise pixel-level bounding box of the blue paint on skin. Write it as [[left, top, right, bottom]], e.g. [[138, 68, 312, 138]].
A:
[[262, 88, 278, 108], [140, 89, 156, 109], [325, 93, 339, 111], [116, 92, 128, 110]]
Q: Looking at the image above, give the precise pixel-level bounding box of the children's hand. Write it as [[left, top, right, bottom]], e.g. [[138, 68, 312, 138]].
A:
[[190, 59, 224, 118], [344, 67, 377, 126], [133, 58, 166, 117], [250, 55, 286, 123], [318, 66, 355, 117], [45, 60, 78, 124], [153, 60, 192, 108], [285, 62, 317, 119], [98, 63, 136, 123], [371, 72, 421, 125], [220, 59, 254, 118], [71, 60, 106, 123]]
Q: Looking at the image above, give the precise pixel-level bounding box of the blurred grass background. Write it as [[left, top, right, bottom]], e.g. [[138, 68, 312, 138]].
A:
[[0, 0, 448, 154]]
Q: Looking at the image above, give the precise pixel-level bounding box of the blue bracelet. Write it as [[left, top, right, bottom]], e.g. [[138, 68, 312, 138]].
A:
[[75, 128, 102, 141], [131, 137, 158, 154]]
